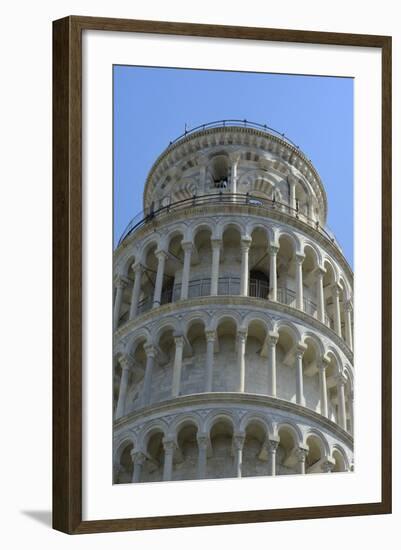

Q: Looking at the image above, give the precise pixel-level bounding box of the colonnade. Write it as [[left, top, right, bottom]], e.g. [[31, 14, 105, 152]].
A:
[[114, 234, 353, 350], [115, 325, 353, 433], [116, 425, 348, 483]]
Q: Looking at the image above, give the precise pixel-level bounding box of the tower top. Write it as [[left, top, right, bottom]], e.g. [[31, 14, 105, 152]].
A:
[[142, 120, 328, 226]]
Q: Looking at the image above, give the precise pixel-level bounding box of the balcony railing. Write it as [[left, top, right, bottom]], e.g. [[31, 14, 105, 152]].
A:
[[117, 192, 340, 249], [134, 277, 331, 327]]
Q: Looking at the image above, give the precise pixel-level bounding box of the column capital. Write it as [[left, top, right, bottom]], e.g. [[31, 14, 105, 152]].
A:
[[162, 438, 177, 454], [295, 342, 307, 357], [295, 253, 305, 265], [115, 275, 129, 289], [130, 450, 147, 466], [268, 439, 280, 453], [229, 152, 241, 164], [131, 262, 143, 274], [233, 433, 246, 450], [118, 353, 134, 371], [269, 244, 279, 255], [315, 265, 326, 277], [211, 238, 222, 249], [320, 354, 331, 369], [344, 299, 353, 312], [296, 447, 308, 463], [144, 343, 156, 359], [155, 249, 168, 260], [240, 237, 252, 251], [205, 329, 216, 343], [268, 331, 279, 345], [321, 458, 335, 473], [237, 330, 247, 343], [181, 241, 193, 252], [336, 372, 347, 386], [173, 334, 185, 347], [331, 283, 341, 297], [196, 433, 210, 450]]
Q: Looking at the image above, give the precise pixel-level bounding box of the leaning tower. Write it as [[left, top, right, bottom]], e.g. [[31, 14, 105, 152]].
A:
[[113, 120, 354, 484]]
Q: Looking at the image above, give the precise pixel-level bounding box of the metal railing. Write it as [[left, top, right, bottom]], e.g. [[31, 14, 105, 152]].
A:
[[167, 119, 302, 150], [117, 192, 339, 248], [133, 277, 331, 327]]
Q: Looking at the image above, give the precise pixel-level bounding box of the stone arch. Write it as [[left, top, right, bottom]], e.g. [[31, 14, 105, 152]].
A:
[[277, 228, 302, 254], [189, 218, 217, 241], [139, 419, 169, 450], [241, 312, 272, 334], [183, 311, 209, 333], [216, 219, 247, 240], [301, 331, 325, 360], [204, 410, 237, 434], [239, 412, 273, 438], [274, 320, 302, 343], [276, 421, 302, 446], [154, 318, 181, 346], [303, 428, 330, 456], [126, 327, 152, 356], [138, 235, 162, 263], [331, 444, 350, 472], [170, 413, 202, 436], [114, 434, 136, 463], [211, 311, 241, 332]]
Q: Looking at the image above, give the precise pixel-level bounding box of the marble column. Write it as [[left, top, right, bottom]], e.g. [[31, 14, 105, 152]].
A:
[[230, 156, 240, 196], [113, 276, 127, 330], [131, 450, 146, 483], [337, 374, 347, 430], [197, 433, 209, 479], [180, 241, 193, 300], [268, 440, 279, 476], [316, 266, 326, 323], [153, 250, 168, 308], [267, 332, 279, 397], [344, 300, 353, 350], [129, 264, 143, 320], [332, 284, 342, 336], [171, 335, 184, 398], [240, 238, 252, 296], [205, 330, 216, 392], [210, 239, 222, 296], [318, 357, 330, 418], [162, 439, 176, 481], [289, 177, 296, 212], [297, 447, 308, 475], [295, 254, 305, 311], [237, 330, 247, 393], [295, 344, 306, 406], [233, 433, 245, 478], [116, 354, 133, 418], [269, 245, 279, 301], [142, 344, 156, 407]]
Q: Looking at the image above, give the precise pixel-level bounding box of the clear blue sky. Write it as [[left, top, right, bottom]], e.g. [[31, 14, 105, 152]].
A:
[[114, 66, 353, 266]]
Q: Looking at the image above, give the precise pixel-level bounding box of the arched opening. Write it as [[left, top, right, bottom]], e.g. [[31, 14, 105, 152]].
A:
[[323, 260, 336, 330], [220, 226, 242, 295], [302, 245, 319, 318], [332, 448, 347, 473], [209, 154, 229, 189], [125, 338, 147, 413], [277, 235, 296, 307], [189, 226, 213, 298], [249, 227, 269, 299], [305, 434, 325, 473], [242, 421, 268, 477], [115, 441, 134, 484], [181, 320, 206, 396], [276, 326, 297, 402], [174, 422, 199, 481], [141, 430, 165, 483], [245, 320, 268, 394], [152, 327, 176, 403], [214, 318, 238, 392], [302, 336, 321, 412], [276, 426, 298, 475], [139, 243, 159, 314], [325, 352, 341, 424], [207, 418, 234, 479], [164, 232, 185, 304]]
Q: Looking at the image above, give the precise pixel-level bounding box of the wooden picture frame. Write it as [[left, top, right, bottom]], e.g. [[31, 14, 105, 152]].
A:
[[53, 15, 392, 534]]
